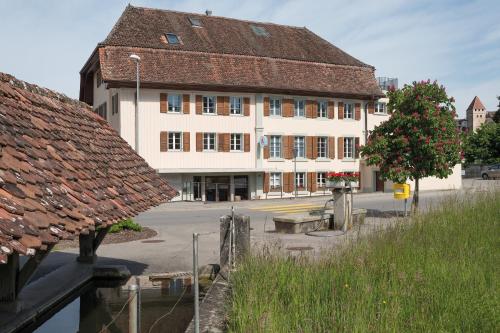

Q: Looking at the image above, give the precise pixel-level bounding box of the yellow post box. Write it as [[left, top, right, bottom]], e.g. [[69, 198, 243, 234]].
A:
[[393, 183, 410, 200]]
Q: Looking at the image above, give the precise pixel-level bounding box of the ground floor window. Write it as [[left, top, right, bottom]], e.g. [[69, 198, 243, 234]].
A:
[[317, 172, 327, 188], [270, 172, 281, 190], [344, 137, 354, 159], [295, 172, 306, 189]]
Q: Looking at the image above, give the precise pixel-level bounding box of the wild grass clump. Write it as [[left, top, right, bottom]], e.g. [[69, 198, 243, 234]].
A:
[[228, 192, 499, 332], [108, 218, 142, 233]]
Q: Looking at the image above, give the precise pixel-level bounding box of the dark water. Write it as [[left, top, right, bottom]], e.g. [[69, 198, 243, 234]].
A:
[[31, 278, 201, 333]]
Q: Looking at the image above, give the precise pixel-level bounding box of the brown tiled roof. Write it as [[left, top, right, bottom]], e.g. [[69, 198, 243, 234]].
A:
[[87, 5, 383, 99], [0, 72, 177, 263], [100, 46, 383, 98], [466, 96, 485, 111]]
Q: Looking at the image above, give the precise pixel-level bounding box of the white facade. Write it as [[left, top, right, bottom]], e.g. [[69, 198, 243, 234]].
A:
[[94, 86, 461, 201]]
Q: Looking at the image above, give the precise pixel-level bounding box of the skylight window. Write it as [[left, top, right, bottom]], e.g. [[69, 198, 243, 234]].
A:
[[165, 33, 180, 44], [189, 17, 202, 27], [250, 25, 270, 37]]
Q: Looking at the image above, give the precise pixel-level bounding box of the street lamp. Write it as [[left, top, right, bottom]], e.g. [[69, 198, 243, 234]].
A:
[[293, 147, 298, 198], [130, 54, 141, 153]]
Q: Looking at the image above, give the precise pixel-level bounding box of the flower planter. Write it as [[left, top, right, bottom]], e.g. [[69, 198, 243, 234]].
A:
[[347, 181, 359, 188], [326, 180, 345, 188]]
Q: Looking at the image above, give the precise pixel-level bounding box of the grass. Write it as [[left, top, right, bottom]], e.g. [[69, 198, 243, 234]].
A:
[[108, 218, 142, 233], [228, 192, 499, 332]]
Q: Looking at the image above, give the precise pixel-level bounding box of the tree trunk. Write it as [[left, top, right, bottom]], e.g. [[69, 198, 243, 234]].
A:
[[412, 178, 419, 213]]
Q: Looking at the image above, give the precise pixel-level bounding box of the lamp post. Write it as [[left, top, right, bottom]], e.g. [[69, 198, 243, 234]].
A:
[[293, 147, 298, 198], [129, 54, 141, 153]]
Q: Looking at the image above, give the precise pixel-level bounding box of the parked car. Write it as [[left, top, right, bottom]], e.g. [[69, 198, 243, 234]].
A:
[[481, 164, 500, 179]]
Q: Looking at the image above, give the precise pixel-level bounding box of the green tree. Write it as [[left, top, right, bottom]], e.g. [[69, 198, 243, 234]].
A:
[[463, 122, 500, 166], [361, 80, 461, 212], [493, 96, 500, 123]]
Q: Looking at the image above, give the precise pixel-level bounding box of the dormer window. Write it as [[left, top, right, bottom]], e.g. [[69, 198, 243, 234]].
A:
[[166, 33, 180, 44], [189, 17, 202, 27], [250, 25, 270, 37]]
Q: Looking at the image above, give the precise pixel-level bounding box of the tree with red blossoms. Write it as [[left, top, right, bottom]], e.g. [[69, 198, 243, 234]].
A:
[[361, 80, 461, 212]]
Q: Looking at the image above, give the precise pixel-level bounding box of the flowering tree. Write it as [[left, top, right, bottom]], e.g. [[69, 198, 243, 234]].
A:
[[361, 80, 461, 212]]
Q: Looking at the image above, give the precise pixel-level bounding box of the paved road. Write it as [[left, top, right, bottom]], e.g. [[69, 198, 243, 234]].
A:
[[36, 179, 498, 278]]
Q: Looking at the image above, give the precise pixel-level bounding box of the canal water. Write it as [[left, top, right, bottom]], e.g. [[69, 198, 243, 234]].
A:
[[30, 277, 206, 333]]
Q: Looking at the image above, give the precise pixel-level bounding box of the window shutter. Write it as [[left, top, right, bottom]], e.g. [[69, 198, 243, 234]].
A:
[[225, 133, 231, 152], [368, 102, 374, 114], [306, 100, 313, 118], [195, 95, 202, 114], [283, 136, 292, 159], [183, 132, 190, 152], [338, 137, 344, 159], [160, 131, 168, 152], [328, 101, 335, 119], [224, 96, 230, 115], [217, 96, 226, 116], [306, 136, 313, 159], [263, 135, 270, 159], [328, 137, 335, 159], [263, 97, 270, 116], [217, 133, 224, 151], [196, 132, 203, 152], [338, 102, 344, 119], [183, 94, 190, 114], [355, 103, 361, 120], [160, 93, 168, 113], [308, 172, 317, 193], [283, 172, 292, 193], [312, 136, 318, 159], [283, 99, 293, 117], [355, 137, 360, 158], [244, 97, 250, 116], [244, 133, 250, 152], [263, 173, 270, 193], [312, 102, 318, 119]]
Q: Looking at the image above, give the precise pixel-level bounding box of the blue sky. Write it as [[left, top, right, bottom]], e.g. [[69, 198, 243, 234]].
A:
[[1, 0, 499, 117]]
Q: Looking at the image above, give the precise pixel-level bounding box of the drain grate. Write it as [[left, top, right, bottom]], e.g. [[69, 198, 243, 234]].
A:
[[141, 239, 165, 243], [286, 246, 313, 251]]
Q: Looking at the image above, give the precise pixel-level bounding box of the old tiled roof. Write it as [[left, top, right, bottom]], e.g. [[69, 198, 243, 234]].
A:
[[0, 72, 177, 263], [89, 5, 383, 99], [467, 96, 486, 111]]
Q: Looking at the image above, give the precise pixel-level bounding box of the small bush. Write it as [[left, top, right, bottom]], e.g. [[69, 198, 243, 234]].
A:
[[108, 219, 142, 233]]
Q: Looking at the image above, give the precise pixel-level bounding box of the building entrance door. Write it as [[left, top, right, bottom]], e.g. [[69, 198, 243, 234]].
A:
[[234, 175, 249, 200], [205, 176, 230, 202], [375, 171, 384, 192]]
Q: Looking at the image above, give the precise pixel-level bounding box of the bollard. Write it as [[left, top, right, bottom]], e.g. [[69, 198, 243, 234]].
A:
[[193, 233, 200, 333], [128, 284, 138, 333], [135, 276, 141, 333]]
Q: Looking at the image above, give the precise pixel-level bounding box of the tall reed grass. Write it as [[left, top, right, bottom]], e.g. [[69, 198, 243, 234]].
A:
[[228, 192, 499, 332]]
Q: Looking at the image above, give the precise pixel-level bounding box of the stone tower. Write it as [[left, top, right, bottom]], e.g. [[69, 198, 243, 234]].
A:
[[466, 96, 486, 132]]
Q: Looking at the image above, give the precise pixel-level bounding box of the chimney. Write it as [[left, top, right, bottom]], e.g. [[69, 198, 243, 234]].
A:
[[205, 10, 212, 16]]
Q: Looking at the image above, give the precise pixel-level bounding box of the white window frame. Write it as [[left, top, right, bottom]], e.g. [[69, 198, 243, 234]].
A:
[[203, 96, 216, 114], [317, 101, 327, 118], [295, 172, 306, 189], [168, 94, 182, 113], [317, 172, 327, 188], [344, 102, 354, 119], [294, 136, 305, 158], [270, 135, 282, 158], [294, 99, 305, 117], [168, 132, 182, 151], [375, 102, 387, 114], [317, 137, 328, 158], [344, 137, 355, 159], [230, 133, 243, 152], [230, 97, 242, 115], [270, 172, 282, 190], [203, 133, 216, 151], [270, 97, 282, 116]]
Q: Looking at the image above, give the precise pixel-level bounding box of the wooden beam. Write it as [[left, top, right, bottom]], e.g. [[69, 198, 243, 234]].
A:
[[0, 253, 19, 302], [93, 226, 110, 251], [77, 230, 96, 264], [16, 245, 54, 294]]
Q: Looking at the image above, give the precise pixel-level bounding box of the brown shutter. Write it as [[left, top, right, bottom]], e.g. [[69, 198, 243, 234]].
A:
[[263, 97, 270, 116], [244, 97, 250, 116], [338, 137, 344, 159], [368, 102, 375, 114], [306, 100, 313, 118], [308, 172, 317, 193], [312, 136, 318, 159], [355, 103, 361, 120], [355, 137, 360, 158], [217, 96, 226, 116], [196, 132, 203, 152], [224, 133, 230, 152], [244, 133, 250, 152], [328, 101, 335, 119], [218, 133, 224, 151], [195, 95, 202, 114], [283, 136, 293, 159], [263, 173, 270, 193], [338, 102, 344, 120], [263, 135, 270, 159], [225, 96, 230, 115], [283, 99, 293, 117], [306, 136, 313, 159], [183, 94, 190, 114], [329, 137, 335, 159], [312, 101, 318, 119], [183, 132, 190, 152], [160, 93, 168, 113], [284, 172, 293, 193], [160, 131, 168, 152]]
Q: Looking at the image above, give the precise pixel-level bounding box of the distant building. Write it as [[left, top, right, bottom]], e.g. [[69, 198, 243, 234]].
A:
[[466, 96, 487, 132]]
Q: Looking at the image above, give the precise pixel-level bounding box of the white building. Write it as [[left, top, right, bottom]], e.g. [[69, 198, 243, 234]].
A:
[[80, 6, 461, 201]]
